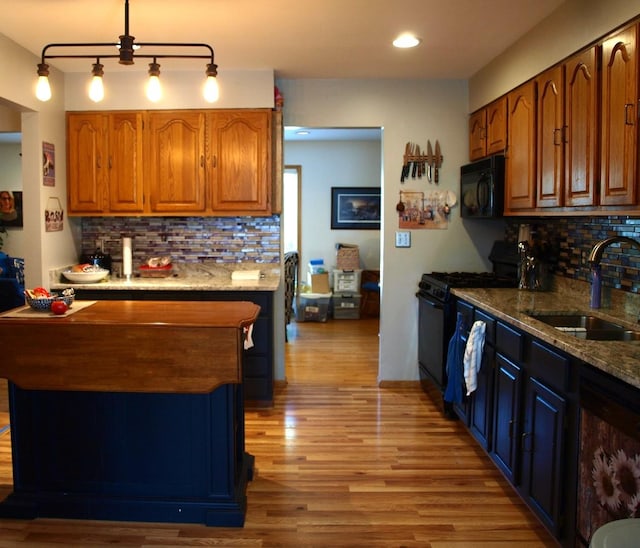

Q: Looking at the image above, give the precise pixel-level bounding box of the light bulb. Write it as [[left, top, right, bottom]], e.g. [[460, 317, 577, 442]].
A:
[[146, 61, 162, 102], [146, 75, 162, 102], [89, 75, 104, 102], [36, 76, 52, 101], [203, 75, 219, 103]]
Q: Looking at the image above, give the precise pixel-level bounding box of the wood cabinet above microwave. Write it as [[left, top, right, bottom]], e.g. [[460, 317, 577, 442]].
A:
[[67, 108, 274, 217], [469, 97, 507, 162]]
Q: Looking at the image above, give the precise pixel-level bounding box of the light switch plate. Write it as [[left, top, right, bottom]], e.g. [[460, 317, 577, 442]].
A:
[[395, 231, 411, 248]]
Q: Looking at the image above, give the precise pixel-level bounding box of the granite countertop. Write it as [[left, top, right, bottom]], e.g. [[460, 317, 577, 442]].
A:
[[49, 262, 281, 292], [452, 277, 640, 390]]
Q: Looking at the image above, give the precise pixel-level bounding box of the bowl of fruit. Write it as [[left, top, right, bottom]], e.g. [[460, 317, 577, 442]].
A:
[[62, 263, 109, 284], [24, 287, 75, 313]]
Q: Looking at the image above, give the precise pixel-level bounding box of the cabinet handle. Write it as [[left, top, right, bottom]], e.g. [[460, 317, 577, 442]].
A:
[[563, 125, 569, 144], [521, 431, 532, 452], [625, 103, 635, 125], [97, 155, 101, 169], [553, 128, 562, 145], [108, 156, 112, 169], [200, 155, 204, 168], [212, 155, 217, 168]]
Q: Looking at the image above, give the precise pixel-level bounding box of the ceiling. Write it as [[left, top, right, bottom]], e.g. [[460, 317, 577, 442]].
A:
[[0, 0, 565, 80], [0, 0, 565, 142]]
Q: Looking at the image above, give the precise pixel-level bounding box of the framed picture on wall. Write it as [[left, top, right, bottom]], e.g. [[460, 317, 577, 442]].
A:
[[331, 187, 381, 230], [43, 141, 55, 187], [0, 190, 23, 227]]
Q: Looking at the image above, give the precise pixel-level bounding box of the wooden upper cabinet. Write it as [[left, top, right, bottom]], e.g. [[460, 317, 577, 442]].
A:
[[486, 97, 508, 156], [506, 81, 537, 211], [600, 23, 639, 206], [107, 112, 144, 213], [208, 110, 271, 214], [469, 109, 487, 161], [147, 111, 207, 213], [536, 65, 564, 207], [67, 113, 106, 213], [564, 47, 599, 207], [67, 112, 144, 215], [469, 97, 507, 161]]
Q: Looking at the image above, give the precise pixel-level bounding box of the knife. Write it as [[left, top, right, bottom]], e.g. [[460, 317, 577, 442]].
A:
[[434, 140, 442, 183], [401, 141, 411, 182], [426, 140, 433, 182], [414, 144, 421, 178]]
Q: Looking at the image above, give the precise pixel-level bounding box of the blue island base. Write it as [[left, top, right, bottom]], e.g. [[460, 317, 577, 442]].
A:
[[0, 383, 253, 527]]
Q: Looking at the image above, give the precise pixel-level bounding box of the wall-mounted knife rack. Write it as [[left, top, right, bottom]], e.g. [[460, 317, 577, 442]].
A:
[[401, 140, 443, 183]]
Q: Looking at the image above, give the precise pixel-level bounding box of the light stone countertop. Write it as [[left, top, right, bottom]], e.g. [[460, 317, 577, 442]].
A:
[[49, 262, 281, 292], [452, 276, 640, 390]]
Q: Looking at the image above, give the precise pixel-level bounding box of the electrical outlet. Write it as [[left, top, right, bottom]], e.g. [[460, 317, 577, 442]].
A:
[[395, 231, 411, 248]]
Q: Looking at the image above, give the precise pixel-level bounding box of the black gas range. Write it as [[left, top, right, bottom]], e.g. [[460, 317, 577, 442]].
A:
[[416, 241, 518, 416], [417, 271, 517, 303]]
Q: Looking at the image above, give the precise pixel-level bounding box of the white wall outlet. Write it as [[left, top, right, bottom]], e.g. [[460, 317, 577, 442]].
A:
[[395, 231, 411, 248]]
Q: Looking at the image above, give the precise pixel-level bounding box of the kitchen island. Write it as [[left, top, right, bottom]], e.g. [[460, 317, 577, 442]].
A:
[[0, 300, 260, 527]]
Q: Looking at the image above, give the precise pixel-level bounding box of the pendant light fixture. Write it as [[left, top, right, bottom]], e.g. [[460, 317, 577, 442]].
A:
[[35, 0, 219, 103]]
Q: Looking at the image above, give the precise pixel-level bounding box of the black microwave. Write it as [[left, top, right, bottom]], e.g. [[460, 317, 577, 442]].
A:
[[460, 154, 505, 218]]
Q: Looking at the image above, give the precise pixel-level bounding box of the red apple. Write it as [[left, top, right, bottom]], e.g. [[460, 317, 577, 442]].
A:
[[51, 300, 68, 315]]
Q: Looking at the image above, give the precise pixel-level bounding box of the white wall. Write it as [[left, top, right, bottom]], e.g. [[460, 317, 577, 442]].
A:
[[277, 79, 505, 381], [284, 140, 381, 272], [470, 0, 640, 110]]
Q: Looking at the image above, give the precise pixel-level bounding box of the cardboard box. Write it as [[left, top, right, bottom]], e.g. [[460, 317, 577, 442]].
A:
[[307, 272, 330, 294]]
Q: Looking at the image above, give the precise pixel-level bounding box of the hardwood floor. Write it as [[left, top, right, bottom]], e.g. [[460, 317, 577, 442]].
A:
[[0, 317, 558, 546]]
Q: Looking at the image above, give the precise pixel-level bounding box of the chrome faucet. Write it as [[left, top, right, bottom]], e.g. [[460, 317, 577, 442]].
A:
[[587, 236, 640, 309]]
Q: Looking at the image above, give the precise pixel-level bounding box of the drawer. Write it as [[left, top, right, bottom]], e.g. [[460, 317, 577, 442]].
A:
[[474, 309, 496, 345], [496, 321, 523, 361], [529, 340, 569, 393]]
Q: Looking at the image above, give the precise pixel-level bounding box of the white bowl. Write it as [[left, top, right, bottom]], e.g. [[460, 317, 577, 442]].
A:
[[62, 269, 109, 283]]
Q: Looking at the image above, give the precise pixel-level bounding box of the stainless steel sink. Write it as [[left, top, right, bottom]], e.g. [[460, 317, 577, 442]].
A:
[[529, 313, 640, 341], [529, 314, 623, 330]]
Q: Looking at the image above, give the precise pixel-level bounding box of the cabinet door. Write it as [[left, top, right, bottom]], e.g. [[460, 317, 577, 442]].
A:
[[107, 112, 145, 213], [469, 344, 495, 451], [67, 113, 107, 213], [486, 97, 507, 156], [469, 109, 487, 161], [536, 65, 564, 207], [491, 353, 522, 484], [147, 111, 207, 213], [600, 24, 639, 206], [208, 110, 271, 214], [521, 376, 566, 536], [565, 47, 598, 207], [506, 81, 537, 211]]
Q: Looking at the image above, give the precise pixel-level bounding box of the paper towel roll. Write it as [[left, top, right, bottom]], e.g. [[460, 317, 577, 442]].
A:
[[122, 237, 132, 277]]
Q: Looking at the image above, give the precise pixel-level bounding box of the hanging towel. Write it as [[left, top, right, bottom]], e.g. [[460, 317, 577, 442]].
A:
[[444, 313, 465, 404], [463, 320, 486, 396]]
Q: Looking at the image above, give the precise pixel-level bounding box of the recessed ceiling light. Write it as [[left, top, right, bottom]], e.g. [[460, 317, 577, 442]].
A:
[[393, 34, 421, 48], [296, 130, 310, 136]]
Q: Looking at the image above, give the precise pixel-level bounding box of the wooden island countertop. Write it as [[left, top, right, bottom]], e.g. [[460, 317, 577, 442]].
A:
[[0, 299, 261, 527], [0, 300, 260, 393]]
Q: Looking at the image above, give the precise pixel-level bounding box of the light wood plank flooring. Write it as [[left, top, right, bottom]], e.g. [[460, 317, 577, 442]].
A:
[[0, 317, 558, 546]]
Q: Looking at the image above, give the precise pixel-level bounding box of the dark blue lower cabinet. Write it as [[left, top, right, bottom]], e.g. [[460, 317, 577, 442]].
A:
[[0, 382, 253, 526]]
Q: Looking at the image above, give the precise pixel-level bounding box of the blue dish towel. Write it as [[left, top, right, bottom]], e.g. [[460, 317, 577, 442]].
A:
[[444, 312, 465, 404]]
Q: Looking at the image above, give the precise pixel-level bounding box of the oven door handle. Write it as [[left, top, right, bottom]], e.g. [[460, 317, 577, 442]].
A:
[[417, 293, 444, 310]]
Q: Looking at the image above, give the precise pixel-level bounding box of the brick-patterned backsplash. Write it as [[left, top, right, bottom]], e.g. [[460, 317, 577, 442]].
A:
[[505, 216, 640, 293], [81, 216, 281, 270]]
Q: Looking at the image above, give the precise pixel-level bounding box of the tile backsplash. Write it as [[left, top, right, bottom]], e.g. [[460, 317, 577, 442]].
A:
[[505, 216, 640, 293], [81, 216, 281, 272]]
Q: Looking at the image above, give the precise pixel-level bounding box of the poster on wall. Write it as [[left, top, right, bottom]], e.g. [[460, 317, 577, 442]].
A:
[[43, 142, 55, 187], [45, 196, 64, 232], [0, 190, 23, 227], [396, 189, 455, 229]]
